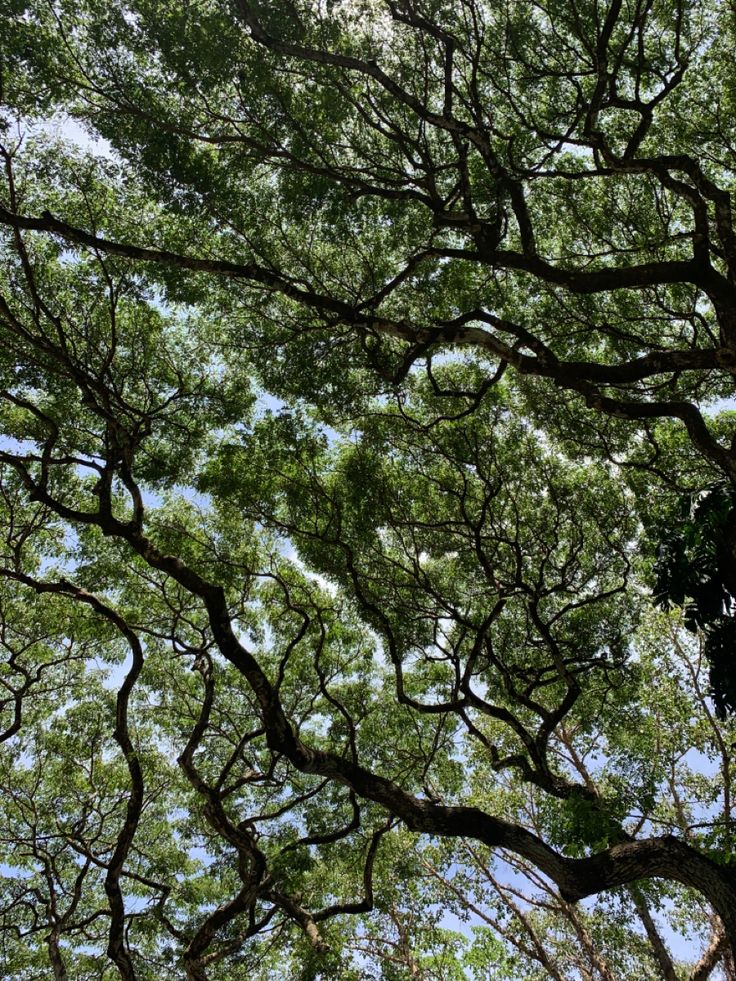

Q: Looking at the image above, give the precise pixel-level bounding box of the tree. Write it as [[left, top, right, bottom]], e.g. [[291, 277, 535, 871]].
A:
[[0, 0, 736, 975]]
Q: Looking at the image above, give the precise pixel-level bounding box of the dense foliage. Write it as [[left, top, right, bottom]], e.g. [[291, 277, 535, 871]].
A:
[[1, 0, 736, 976]]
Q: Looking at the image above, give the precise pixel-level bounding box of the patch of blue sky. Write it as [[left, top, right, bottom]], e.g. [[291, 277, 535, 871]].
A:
[[29, 114, 115, 160]]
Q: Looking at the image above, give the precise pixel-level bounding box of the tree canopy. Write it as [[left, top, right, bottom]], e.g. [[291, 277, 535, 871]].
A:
[[1, 0, 736, 977]]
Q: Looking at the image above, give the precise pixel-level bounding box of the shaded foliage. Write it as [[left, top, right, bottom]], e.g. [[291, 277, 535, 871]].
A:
[[653, 480, 736, 715]]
